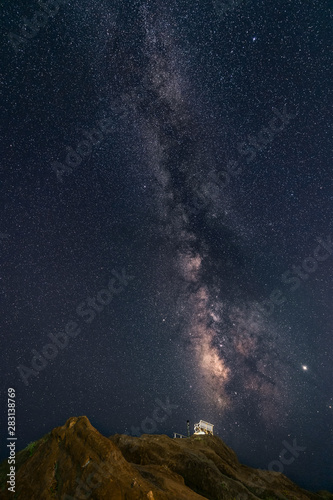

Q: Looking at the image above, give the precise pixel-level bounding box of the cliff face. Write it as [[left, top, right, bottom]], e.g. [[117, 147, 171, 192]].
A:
[[0, 416, 331, 500]]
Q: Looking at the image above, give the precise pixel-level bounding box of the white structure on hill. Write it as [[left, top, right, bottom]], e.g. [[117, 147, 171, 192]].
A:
[[173, 420, 214, 438], [193, 420, 214, 435]]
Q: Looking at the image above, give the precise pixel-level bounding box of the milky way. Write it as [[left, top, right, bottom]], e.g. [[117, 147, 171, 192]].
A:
[[1, 0, 331, 492], [101, 2, 297, 427]]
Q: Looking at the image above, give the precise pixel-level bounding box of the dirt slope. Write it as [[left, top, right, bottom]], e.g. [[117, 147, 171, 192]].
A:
[[0, 416, 331, 500]]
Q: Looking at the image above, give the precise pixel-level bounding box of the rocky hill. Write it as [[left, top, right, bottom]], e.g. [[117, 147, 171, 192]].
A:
[[0, 416, 332, 500]]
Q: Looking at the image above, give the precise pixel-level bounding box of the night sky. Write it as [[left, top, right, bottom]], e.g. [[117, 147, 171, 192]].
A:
[[1, 0, 332, 493]]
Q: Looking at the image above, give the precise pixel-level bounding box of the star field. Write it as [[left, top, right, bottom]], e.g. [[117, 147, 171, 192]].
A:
[[0, 0, 332, 492]]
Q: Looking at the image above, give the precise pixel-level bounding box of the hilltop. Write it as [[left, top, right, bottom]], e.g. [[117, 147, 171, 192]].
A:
[[0, 416, 332, 499]]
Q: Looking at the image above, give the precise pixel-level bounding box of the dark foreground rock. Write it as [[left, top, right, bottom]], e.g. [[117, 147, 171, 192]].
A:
[[0, 416, 332, 499]]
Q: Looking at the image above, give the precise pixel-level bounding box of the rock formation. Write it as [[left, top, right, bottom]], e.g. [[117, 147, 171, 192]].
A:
[[0, 416, 332, 499]]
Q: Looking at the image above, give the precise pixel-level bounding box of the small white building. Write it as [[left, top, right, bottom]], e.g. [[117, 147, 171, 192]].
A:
[[194, 420, 214, 435], [173, 419, 214, 438]]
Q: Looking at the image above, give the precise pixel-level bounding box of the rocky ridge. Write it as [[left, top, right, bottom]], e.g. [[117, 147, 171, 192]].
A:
[[0, 416, 332, 500]]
